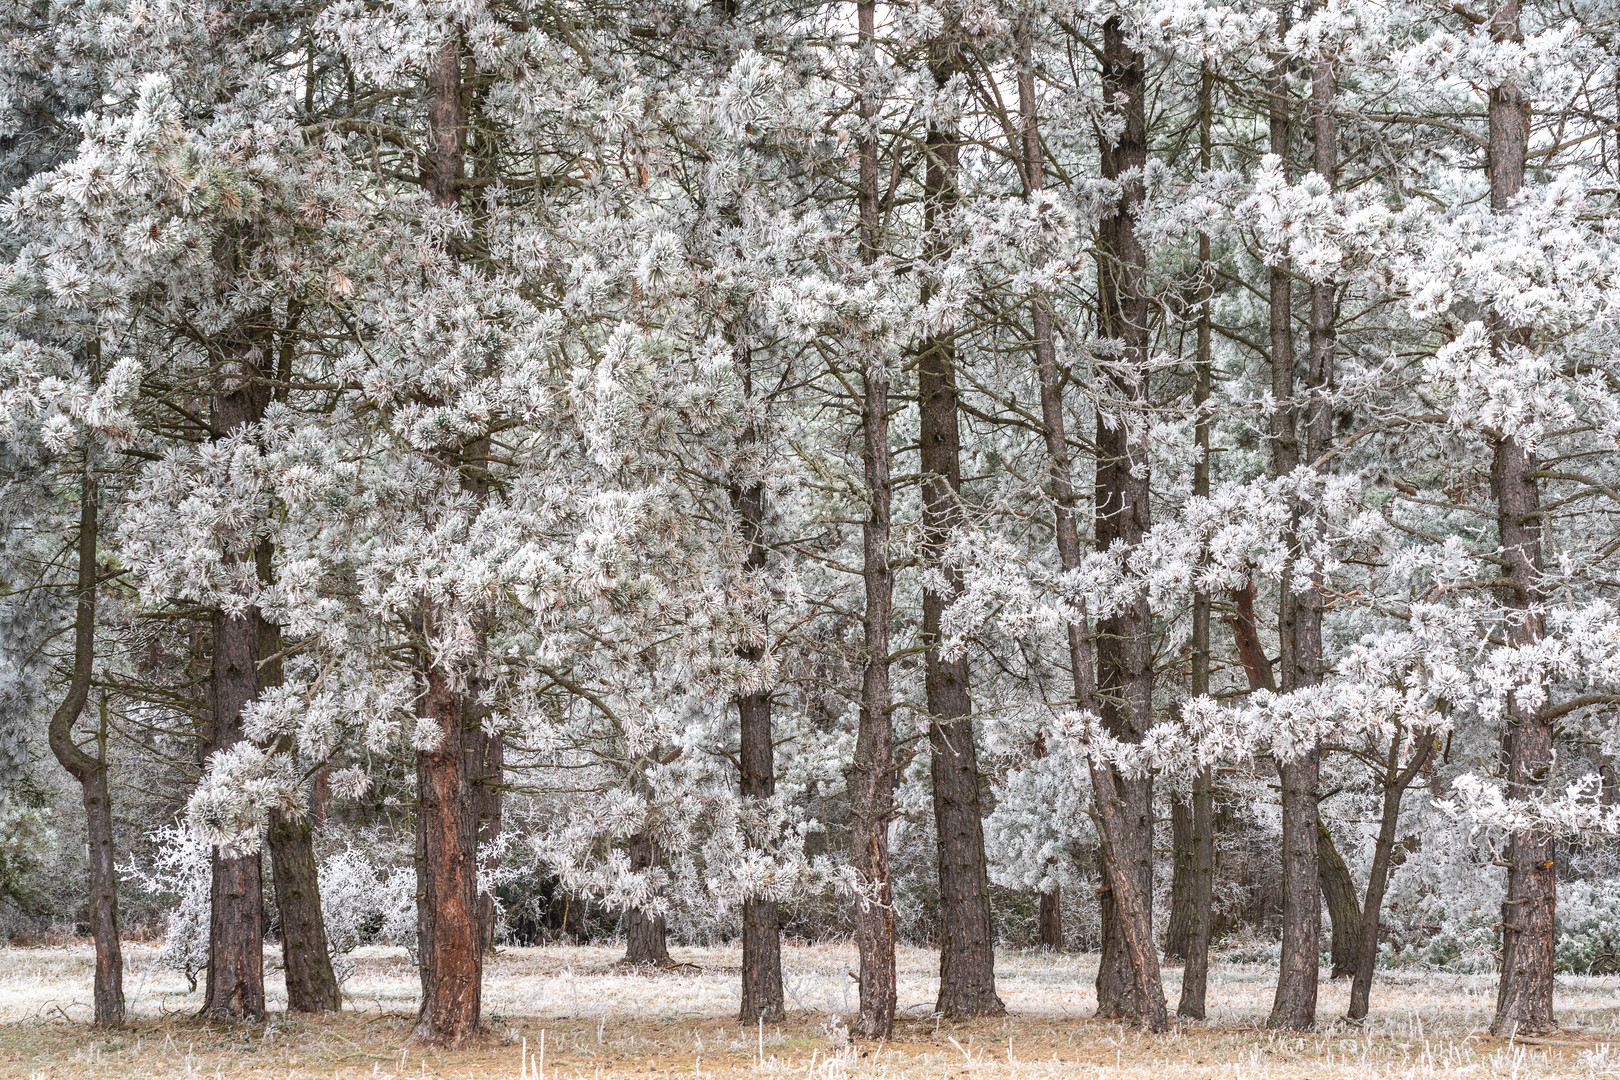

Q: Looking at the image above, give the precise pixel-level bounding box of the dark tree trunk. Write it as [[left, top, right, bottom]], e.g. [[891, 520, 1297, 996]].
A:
[[1165, 797, 1196, 960], [46, 463, 125, 1028], [269, 808, 342, 1012], [623, 832, 671, 966], [1091, 17, 1165, 1033], [257, 542, 342, 1013], [1178, 65, 1217, 1023], [1348, 732, 1435, 1019], [1485, 0, 1555, 1041], [201, 369, 268, 1023], [1317, 820, 1362, 980], [920, 29, 1002, 1021], [414, 647, 483, 1046], [1264, 10, 1321, 1030], [469, 724, 502, 954], [848, 0, 896, 1041], [1039, 888, 1063, 951], [732, 344, 785, 1020]]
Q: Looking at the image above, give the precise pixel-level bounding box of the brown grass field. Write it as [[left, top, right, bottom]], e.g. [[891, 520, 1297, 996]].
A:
[[4, 942, 1620, 1078]]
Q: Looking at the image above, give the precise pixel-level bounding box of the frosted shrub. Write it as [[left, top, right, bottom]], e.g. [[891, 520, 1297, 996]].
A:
[[1555, 880, 1620, 975], [318, 840, 418, 974], [121, 823, 210, 990]]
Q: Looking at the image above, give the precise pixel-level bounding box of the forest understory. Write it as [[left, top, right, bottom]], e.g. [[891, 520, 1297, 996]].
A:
[[5, 943, 1620, 1080]]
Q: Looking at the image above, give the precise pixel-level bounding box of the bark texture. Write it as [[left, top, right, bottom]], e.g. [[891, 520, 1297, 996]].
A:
[[1091, 17, 1166, 1032], [623, 832, 672, 966], [849, 0, 896, 1037], [1317, 821, 1362, 980], [45, 464, 124, 1028], [1486, 0, 1556, 1040], [268, 807, 342, 1012], [920, 26, 1002, 1021]]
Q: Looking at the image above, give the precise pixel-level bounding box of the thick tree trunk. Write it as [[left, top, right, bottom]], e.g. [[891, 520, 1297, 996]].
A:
[[46, 464, 125, 1028], [414, 648, 483, 1046], [1038, 888, 1062, 951], [1317, 820, 1362, 980], [1178, 64, 1218, 1024], [1348, 733, 1435, 1019], [201, 371, 267, 1023], [920, 29, 1002, 1020], [1485, 0, 1555, 1040], [848, 0, 896, 1041], [623, 832, 671, 966], [1091, 17, 1165, 1032]]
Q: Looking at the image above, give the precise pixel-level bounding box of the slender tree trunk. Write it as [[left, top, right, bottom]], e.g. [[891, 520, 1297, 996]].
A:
[[46, 461, 125, 1028], [1091, 17, 1166, 1032], [919, 27, 1002, 1021], [1317, 820, 1362, 980], [410, 26, 484, 1049], [257, 541, 342, 1013], [1165, 798, 1196, 960], [1485, 0, 1555, 1040], [1348, 732, 1435, 1019], [849, 0, 895, 1039], [1178, 63, 1217, 1023], [1264, 7, 1320, 1029], [624, 832, 671, 966]]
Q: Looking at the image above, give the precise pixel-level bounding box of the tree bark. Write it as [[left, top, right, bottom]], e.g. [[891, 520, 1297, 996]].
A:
[[1165, 798, 1196, 960], [201, 358, 268, 1023], [410, 25, 484, 1049], [1178, 63, 1217, 1023], [45, 461, 125, 1028], [849, 0, 896, 1039], [1038, 887, 1063, 951], [257, 541, 342, 1013], [1265, 8, 1321, 1029], [919, 27, 1002, 1022], [623, 832, 671, 966], [1348, 732, 1435, 1019], [1091, 17, 1166, 1032], [1317, 820, 1362, 980], [1484, 0, 1555, 1040]]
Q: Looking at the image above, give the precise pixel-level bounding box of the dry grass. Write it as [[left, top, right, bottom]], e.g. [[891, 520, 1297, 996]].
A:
[[4, 942, 1620, 1077]]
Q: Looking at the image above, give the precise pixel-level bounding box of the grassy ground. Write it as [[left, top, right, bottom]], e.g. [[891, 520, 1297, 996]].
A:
[[4, 942, 1620, 1078]]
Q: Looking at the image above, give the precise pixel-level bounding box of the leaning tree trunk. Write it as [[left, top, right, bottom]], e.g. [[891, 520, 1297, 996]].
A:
[[1091, 17, 1166, 1032], [849, 3, 896, 1036], [1486, 0, 1556, 1040], [1317, 821, 1362, 980], [45, 460, 125, 1028], [920, 26, 1002, 1021], [1178, 62, 1217, 1023], [1348, 732, 1435, 1019]]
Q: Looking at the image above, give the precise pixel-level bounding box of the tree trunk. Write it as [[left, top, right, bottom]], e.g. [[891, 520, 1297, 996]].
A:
[[258, 542, 342, 1013], [847, 0, 896, 1041], [1485, 0, 1555, 1041], [45, 462, 125, 1028], [919, 28, 1002, 1021], [1178, 64, 1217, 1023], [1317, 820, 1362, 980], [201, 369, 267, 1023], [1264, 10, 1321, 1029], [469, 723, 502, 954], [1039, 887, 1062, 951], [410, 26, 484, 1049], [1091, 17, 1165, 1032], [1349, 732, 1435, 1019], [623, 832, 671, 966], [1165, 797, 1196, 960], [414, 645, 483, 1046]]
